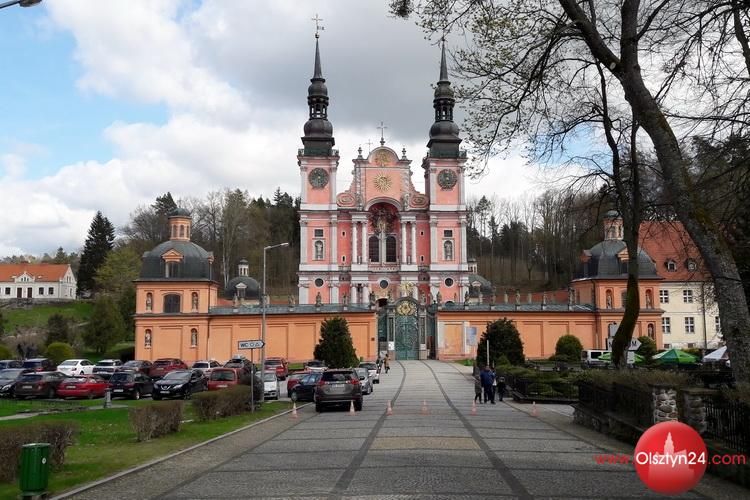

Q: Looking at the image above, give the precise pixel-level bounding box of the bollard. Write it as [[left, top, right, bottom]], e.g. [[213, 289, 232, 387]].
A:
[[104, 388, 112, 409], [19, 442, 50, 499]]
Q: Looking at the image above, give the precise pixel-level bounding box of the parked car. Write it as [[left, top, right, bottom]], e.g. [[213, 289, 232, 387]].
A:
[[262, 371, 279, 400], [92, 359, 122, 379], [286, 371, 310, 398], [108, 371, 154, 400], [359, 362, 379, 384], [14, 371, 68, 399], [0, 360, 23, 370], [150, 358, 188, 380], [207, 368, 241, 391], [354, 367, 374, 395], [314, 369, 362, 412], [57, 375, 108, 399], [264, 357, 289, 380], [118, 360, 153, 376], [58, 359, 96, 377], [303, 360, 327, 372], [22, 358, 56, 372], [0, 368, 30, 397], [152, 369, 207, 400], [581, 350, 610, 368], [224, 357, 255, 375], [191, 360, 221, 376], [289, 372, 322, 402]]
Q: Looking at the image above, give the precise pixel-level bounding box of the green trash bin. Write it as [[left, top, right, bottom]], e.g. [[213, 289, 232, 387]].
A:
[[19, 442, 50, 495]]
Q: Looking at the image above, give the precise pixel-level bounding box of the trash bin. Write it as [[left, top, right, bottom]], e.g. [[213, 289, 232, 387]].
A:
[[19, 442, 50, 495]]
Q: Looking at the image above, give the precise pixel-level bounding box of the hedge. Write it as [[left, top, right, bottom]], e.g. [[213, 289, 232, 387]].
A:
[[192, 385, 252, 421], [129, 401, 184, 442], [0, 421, 79, 483]]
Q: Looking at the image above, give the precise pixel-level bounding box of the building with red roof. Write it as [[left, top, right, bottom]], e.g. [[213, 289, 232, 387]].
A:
[[0, 263, 77, 301]]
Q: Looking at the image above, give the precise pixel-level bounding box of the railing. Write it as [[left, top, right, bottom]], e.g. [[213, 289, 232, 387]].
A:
[[704, 395, 750, 455], [612, 383, 653, 428], [578, 381, 614, 414]]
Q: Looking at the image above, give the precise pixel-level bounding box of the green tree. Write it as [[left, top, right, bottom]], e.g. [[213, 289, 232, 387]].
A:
[[554, 335, 583, 363], [46, 314, 71, 345], [117, 286, 136, 338], [95, 247, 141, 336], [0, 344, 12, 359], [636, 336, 657, 361], [44, 342, 75, 364], [476, 319, 525, 367], [77, 211, 116, 294], [313, 317, 358, 368], [0, 311, 7, 336], [83, 296, 126, 353]]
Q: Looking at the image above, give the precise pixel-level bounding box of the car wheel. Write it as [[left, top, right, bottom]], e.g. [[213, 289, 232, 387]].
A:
[[183, 390, 191, 400], [86, 391, 94, 400], [133, 389, 141, 400], [291, 390, 299, 402]]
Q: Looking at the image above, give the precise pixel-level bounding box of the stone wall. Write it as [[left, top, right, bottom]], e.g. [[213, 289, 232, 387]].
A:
[[651, 384, 679, 423]]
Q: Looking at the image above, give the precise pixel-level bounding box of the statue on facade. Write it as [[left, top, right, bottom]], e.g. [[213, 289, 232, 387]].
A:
[[568, 288, 575, 306], [315, 292, 322, 306], [342, 293, 349, 305], [192, 293, 199, 311], [387, 290, 392, 303], [233, 293, 239, 308], [542, 292, 548, 306], [288, 295, 295, 306], [515, 289, 520, 305], [145, 294, 152, 312], [464, 290, 470, 304], [491, 288, 496, 305], [436, 291, 442, 305]]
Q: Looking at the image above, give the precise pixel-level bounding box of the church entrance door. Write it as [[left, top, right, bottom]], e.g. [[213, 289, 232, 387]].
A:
[[394, 299, 419, 360]]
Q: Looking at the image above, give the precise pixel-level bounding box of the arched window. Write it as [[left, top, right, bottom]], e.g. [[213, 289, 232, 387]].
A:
[[314, 240, 324, 260], [164, 294, 181, 313], [666, 260, 677, 272], [145, 293, 153, 312], [621, 290, 627, 308], [369, 236, 379, 262], [191, 292, 199, 311], [190, 328, 198, 348], [166, 262, 179, 278], [645, 290, 653, 309], [171, 225, 177, 238], [605, 290, 613, 309], [385, 236, 397, 262], [647, 323, 655, 339], [144, 329, 152, 348], [444, 240, 454, 261], [179, 225, 185, 237]]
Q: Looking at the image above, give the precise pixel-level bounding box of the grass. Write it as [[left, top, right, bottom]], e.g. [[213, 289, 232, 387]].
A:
[[2, 301, 93, 331], [0, 398, 109, 418], [0, 399, 287, 497]]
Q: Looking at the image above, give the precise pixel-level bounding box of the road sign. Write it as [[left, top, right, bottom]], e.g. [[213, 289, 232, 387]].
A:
[[629, 338, 642, 351], [238, 339, 265, 350]]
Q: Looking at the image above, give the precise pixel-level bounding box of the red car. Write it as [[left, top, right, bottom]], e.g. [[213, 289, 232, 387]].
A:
[[286, 371, 310, 398], [264, 357, 289, 380], [57, 375, 109, 399], [207, 368, 241, 391], [150, 358, 188, 380]]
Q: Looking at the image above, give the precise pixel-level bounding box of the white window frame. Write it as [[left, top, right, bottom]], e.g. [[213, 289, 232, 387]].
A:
[[685, 317, 695, 334], [666, 260, 677, 272], [683, 289, 694, 304], [659, 290, 669, 304], [662, 317, 671, 334], [715, 316, 721, 335], [314, 228, 324, 238]]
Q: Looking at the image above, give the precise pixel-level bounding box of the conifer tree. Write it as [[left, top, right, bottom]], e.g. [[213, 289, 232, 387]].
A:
[[46, 314, 71, 345], [83, 295, 126, 353], [77, 211, 115, 294], [314, 317, 358, 368], [476, 319, 525, 367]]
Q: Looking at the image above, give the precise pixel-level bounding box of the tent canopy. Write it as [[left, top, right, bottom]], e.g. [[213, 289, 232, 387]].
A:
[[653, 348, 698, 364], [702, 346, 728, 362]]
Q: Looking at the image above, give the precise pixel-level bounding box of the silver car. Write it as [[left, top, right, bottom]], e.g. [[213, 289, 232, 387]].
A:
[[354, 367, 373, 395]]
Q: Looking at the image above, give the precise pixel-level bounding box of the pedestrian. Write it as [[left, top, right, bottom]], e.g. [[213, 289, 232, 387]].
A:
[[472, 360, 480, 378], [491, 366, 498, 401], [474, 374, 482, 403], [496, 376, 506, 402], [383, 353, 390, 374], [480, 366, 495, 404]]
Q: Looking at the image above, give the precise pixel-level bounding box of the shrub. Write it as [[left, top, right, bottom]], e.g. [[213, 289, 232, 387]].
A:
[[0, 421, 78, 483], [579, 369, 689, 391], [239, 373, 264, 403], [0, 344, 13, 360], [636, 336, 657, 360], [192, 385, 252, 421], [555, 335, 583, 362], [129, 401, 184, 442], [44, 342, 76, 364], [476, 318, 525, 367]]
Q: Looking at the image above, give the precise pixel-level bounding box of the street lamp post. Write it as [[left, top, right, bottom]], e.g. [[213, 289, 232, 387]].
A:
[[0, 0, 42, 10], [261, 242, 289, 403]]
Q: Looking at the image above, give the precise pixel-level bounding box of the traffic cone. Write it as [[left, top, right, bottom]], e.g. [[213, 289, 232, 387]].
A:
[[290, 402, 298, 419], [350, 400, 356, 415], [386, 401, 393, 415], [471, 400, 477, 416], [532, 401, 538, 417], [421, 400, 429, 415]]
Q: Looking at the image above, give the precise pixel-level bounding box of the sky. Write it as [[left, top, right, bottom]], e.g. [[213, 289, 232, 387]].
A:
[[0, 0, 548, 257]]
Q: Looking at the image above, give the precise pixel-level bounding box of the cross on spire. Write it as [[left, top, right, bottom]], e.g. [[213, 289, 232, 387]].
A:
[[312, 14, 325, 38], [377, 121, 388, 145]]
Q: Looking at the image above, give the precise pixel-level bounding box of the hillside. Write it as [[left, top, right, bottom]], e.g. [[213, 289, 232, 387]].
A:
[[1, 301, 93, 332]]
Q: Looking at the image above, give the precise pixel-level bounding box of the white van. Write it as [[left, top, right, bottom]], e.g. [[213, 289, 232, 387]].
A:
[[581, 350, 610, 367]]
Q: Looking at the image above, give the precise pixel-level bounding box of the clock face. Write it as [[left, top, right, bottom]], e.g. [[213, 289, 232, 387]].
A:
[[438, 169, 458, 189], [309, 168, 329, 189], [373, 174, 393, 192], [396, 301, 416, 316]]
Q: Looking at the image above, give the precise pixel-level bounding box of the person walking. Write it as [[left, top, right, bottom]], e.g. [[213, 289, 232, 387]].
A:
[[480, 366, 495, 404], [383, 353, 390, 374], [474, 373, 483, 403], [496, 376, 506, 402]]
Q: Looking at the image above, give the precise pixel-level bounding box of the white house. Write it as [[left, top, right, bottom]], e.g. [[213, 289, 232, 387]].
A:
[[0, 263, 77, 301]]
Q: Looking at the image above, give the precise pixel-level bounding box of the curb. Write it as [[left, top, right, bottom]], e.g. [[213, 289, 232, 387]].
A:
[[51, 403, 309, 499]]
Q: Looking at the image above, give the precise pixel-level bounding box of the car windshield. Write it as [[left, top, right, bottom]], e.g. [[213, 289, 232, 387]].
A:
[[0, 369, 24, 379], [210, 371, 236, 381], [97, 361, 116, 366], [154, 360, 173, 366], [68, 377, 88, 383], [263, 373, 276, 382], [360, 363, 376, 370], [265, 360, 281, 366], [355, 369, 367, 379], [109, 373, 133, 382], [289, 373, 306, 381], [22, 361, 41, 368], [192, 363, 209, 369], [162, 372, 190, 382], [123, 361, 140, 367], [19, 374, 42, 382], [322, 371, 353, 382], [307, 360, 323, 366], [59, 361, 77, 366]]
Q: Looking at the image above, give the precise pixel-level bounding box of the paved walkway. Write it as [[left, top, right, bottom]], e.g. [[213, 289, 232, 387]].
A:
[[58, 360, 744, 499]]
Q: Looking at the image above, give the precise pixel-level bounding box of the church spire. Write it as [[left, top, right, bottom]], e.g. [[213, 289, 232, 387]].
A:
[[301, 35, 335, 156], [427, 41, 461, 158]]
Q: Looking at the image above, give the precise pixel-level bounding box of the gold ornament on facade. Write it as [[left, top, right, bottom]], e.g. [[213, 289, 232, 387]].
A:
[[374, 150, 390, 167], [373, 174, 392, 192], [396, 300, 416, 316]]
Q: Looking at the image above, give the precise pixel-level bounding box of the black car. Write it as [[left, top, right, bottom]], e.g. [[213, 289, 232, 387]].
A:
[[0, 360, 22, 370], [22, 358, 56, 372], [118, 360, 153, 377], [14, 371, 68, 399], [108, 371, 154, 400], [152, 369, 207, 400], [290, 372, 322, 402], [0, 368, 29, 397]]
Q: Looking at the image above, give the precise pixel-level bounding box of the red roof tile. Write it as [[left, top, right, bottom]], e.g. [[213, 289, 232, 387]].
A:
[[0, 263, 72, 282], [639, 221, 709, 281]]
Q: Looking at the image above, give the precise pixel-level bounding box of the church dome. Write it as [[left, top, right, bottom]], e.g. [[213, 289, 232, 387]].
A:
[[224, 276, 260, 300], [304, 118, 334, 137], [170, 207, 191, 217], [429, 120, 460, 139], [140, 240, 213, 280]]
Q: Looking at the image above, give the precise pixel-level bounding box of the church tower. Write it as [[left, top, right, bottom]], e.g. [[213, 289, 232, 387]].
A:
[[298, 34, 340, 304], [422, 42, 469, 302]]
